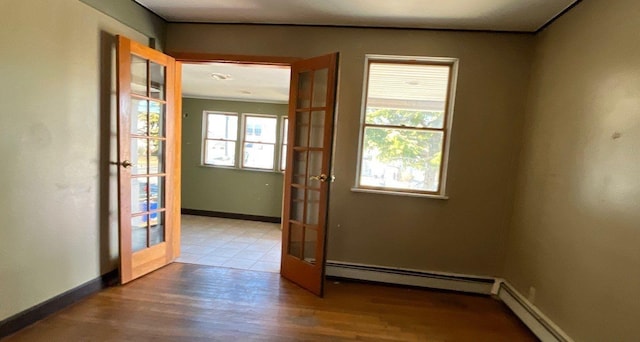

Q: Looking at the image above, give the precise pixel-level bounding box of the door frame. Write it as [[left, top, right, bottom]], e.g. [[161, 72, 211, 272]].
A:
[[170, 51, 337, 283]]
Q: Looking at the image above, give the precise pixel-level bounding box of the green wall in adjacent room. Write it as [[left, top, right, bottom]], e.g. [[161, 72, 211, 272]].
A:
[[181, 98, 288, 218]]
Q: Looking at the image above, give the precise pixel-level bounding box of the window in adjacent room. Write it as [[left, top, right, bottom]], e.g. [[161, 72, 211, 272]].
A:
[[203, 111, 238, 167], [280, 117, 289, 171], [354, 55, 458, 197], [241, 114, 278, 170]]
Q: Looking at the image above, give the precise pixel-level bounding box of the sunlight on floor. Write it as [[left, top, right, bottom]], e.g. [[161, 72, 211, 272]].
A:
[[177, 215, 282, 273]]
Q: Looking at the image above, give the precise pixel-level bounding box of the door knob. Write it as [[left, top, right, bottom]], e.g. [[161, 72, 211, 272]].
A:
[[309, 174, 328, 182], [120, 160, 134, 168]]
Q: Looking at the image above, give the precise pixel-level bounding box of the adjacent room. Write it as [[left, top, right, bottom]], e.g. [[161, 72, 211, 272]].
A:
[[177, 62, 291, 272], [2, 0, 639, 341]]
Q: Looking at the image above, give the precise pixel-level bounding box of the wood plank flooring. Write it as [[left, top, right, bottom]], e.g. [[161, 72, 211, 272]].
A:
[[4, 263, 537, 341]]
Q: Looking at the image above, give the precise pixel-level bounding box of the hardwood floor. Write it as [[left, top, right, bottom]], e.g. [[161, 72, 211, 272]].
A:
[[4, 263, 537, 341]]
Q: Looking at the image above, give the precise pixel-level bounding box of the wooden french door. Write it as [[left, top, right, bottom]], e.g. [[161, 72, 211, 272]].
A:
[[281, 53, 338, 296], [116, 36, 182, 284]]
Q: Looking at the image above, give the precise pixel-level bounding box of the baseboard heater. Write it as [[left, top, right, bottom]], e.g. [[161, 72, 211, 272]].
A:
[[496, 281, 573, 342], [325, 261, 573, 341], [325, 261, 495, 295]]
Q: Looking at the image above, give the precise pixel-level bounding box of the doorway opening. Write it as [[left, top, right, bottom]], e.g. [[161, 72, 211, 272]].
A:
[[176, 61, 292, 273], [116, 37, 337, 295]]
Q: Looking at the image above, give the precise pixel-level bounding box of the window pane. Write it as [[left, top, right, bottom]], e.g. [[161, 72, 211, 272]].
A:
[[360, 127, 444, 192], [282, 118, 289, 145], [365, 108, 445, 129], [207, 114, 237, 140], [204, 140, 235, 166], [366, 63, 450, 129], [281, 118, 289, 170], [281, 144, 287, 170], [243, 143, 275, 169], [244, 116, 277, 143]]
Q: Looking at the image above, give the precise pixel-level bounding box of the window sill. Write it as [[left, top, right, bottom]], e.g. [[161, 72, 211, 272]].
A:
[[350, 187, 449, 200], [199, 164, 284, 175]]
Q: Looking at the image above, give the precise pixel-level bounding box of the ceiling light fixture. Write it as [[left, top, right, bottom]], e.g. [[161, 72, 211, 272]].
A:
[[210, 72, 232, 80]]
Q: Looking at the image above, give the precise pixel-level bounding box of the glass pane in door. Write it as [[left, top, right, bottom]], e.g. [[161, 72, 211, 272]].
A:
[[303, 227, 318, 264], [307, 151, 323, 187], [297, 71, 312, 109], [147, 176, 164, 210], [288, 223, 304, 259], [305, 190, 321, 225], [295, 111, 310, 147], [130, 139, 148, 175], [131, 216, 147, 252], [292, 151, 307, 185], [309, 111, 325, 148], [131, 177, 147, 214], [148, 101, 165, 137], [149, 61, 165, 100], [149, 211, 165, 247], [131, 99, 148, 135], [148, 139, 164, 174], [130, 55, 147, 97], [312, 69, 328, 108], [128, 54, 168, 251]]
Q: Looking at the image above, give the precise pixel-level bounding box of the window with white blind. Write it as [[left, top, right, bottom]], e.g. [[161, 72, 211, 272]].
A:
[[355, 55, 458, 197]]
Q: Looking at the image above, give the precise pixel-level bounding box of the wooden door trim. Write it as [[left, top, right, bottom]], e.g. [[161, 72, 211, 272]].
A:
[[116, 36, 133, 283], [171, 62, 183, 259]]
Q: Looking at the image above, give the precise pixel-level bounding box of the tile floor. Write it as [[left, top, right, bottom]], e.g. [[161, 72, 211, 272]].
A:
[[176, 215, 282, 273]]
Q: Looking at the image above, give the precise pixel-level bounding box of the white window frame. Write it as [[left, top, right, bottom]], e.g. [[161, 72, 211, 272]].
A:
[[352, 55, 458, 199], [240, 113, 279, 171], [279, 116, 289, 171], [202, 111, 239, 168]]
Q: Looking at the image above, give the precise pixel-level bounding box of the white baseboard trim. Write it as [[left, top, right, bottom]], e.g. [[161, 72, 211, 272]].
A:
[[324, 262, 573, 341], [496, 280, 573, 342], [325, 261, 496, 295]]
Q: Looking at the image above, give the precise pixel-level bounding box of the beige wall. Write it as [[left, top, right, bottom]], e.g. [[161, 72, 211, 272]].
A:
[[168, 24, 534, 275], [8, 2, 635, 339], [504, 0, 640, 340], [0, 0, 163, 321], [181, 98, 287, 217]]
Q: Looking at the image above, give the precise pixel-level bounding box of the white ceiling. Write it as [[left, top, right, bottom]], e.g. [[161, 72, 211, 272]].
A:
[[135, 0, 578, 32], [155, 0, 578, 103], [182, 63, 291, 103]]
